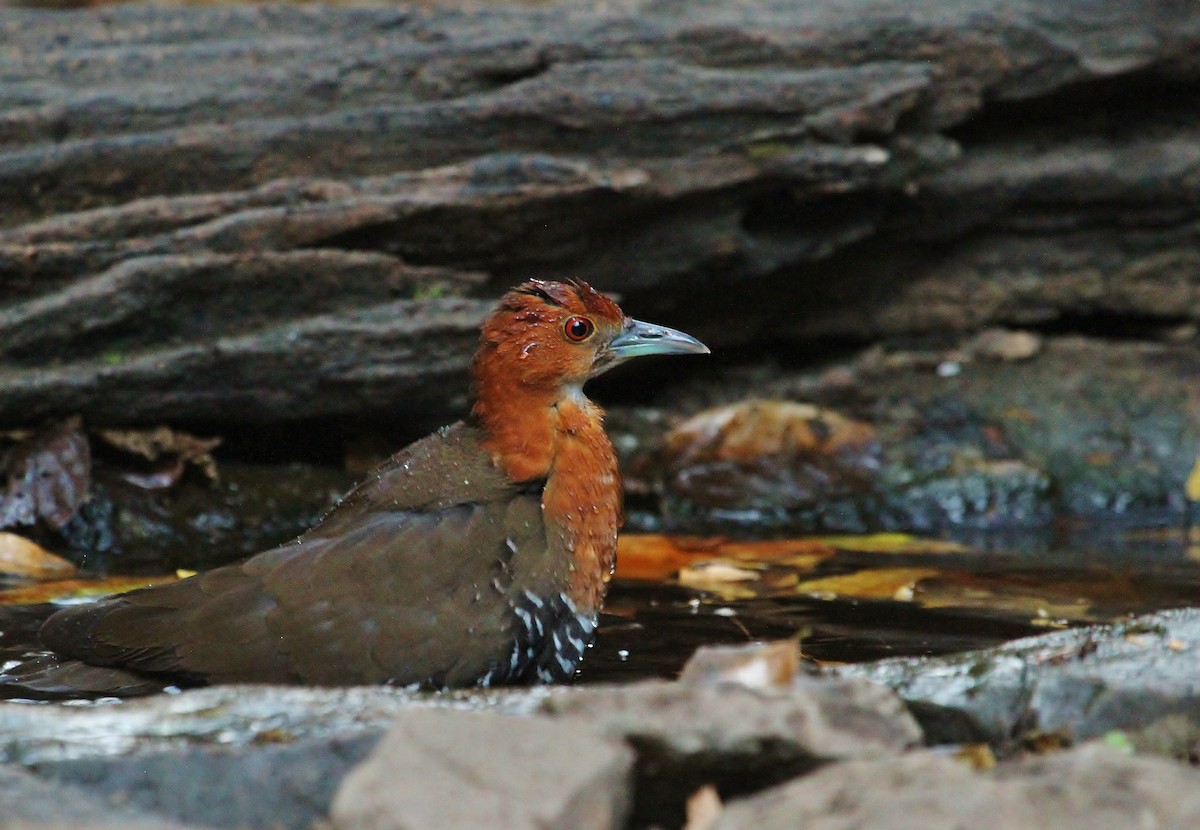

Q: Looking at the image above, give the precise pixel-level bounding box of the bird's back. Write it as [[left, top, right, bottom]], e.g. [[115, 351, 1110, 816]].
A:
[[40, 422, 594, 689]]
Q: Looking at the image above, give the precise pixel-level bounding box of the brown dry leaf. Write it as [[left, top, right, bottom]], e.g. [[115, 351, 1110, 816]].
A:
[[0, 574, 179, 605], [1, 416, 91, 530], [954, 743, 997, 770], [666, 399, 877, 464], [796, 567, 941, 601], [683, 785, 723, 830], [97, 426, 221, 482], [0, 532, 78, 579], [812, 533, 971, 555]]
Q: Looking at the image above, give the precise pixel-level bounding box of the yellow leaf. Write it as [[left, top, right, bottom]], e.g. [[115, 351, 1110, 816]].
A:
[[1187, 453, 1200, 502], [812, 533, 970, 554], [797, 567, 941, 600], [0, 574, 178, 605], [0, 532, 78, 580]]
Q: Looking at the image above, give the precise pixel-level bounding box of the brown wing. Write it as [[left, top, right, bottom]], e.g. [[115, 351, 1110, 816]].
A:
[[40, 423, 574, 687]]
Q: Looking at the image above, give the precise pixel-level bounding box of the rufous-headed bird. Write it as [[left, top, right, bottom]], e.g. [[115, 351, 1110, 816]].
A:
[[15, 280, 707, 695]]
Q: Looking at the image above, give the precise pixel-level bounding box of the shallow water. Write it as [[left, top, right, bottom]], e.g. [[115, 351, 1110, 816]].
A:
[[3, 525, 1199, 696], [580, 525, 1200, 684]]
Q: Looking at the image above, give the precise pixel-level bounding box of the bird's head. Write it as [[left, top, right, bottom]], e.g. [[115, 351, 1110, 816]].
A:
[[472, 279, 709, 395]]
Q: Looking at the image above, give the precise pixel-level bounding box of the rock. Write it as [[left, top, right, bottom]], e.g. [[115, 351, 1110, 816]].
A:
[[328, 709, 633, 830], [0, 0, 1197, 426], [542, 675, 920, 827], [713, 743, 1200, 830], [0, 683, 543, 765], [838, 607, 1200, 747], [626, 334, 1198, 534], [648, 395, 1052, 534], [35, 735, 378, 830], [0, 763, 195, 829]]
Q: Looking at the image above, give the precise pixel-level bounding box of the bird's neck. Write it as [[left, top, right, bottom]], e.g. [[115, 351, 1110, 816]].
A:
[[472, 385, 622, 611]]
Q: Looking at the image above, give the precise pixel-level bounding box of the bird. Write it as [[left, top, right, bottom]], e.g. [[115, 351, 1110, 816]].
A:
[[1, 279, 707, 697]]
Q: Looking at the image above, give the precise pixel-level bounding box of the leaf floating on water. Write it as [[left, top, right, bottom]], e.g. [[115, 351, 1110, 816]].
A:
[[678, 561, 761, 599], [917, 573, 1097, 623], [812, 533, 971, 555], [0, 532, 78, 580], [616, 534, 836, 581], [796, 567, 941, 601], [0, 574, 178, 605], [615, 534, 719, 581], [0, 416, 91, 531]]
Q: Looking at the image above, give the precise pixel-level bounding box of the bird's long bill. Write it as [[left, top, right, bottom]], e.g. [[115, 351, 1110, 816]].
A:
[[597, 317, 710, 374]]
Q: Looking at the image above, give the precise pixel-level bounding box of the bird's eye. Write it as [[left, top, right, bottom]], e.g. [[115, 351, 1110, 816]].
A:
[[563, 316, 595, 342]]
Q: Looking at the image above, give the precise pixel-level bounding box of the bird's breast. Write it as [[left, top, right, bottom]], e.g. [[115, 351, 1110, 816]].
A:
[[541, 400, 622, 612]]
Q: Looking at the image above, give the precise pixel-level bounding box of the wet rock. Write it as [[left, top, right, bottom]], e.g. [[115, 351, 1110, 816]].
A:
[[328, 709, 633, 830], [651, 396, 1052, 534], [542, 674, 920, 827], [0, 763, 196, 829], [0, 684, 544, 765], [545, 676, 920, 761], [35, 735, 378, 830], [838, 607, 1200, 747], [713, 743, 1200, 830]]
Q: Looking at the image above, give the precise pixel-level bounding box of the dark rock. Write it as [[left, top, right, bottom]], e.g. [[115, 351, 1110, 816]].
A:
[[713, 743, 1200, 830], [35, 735, 378, 830], [0, 762, 195, 829], [0, 0, 1196, 426], [328, 709, 633, 830], [838, 607, 1200, 747], [623, 335, 1200, 533], [542, 675, 920, 827]]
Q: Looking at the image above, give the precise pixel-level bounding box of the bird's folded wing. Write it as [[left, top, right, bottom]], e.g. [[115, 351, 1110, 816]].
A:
[[40, 422, 563, 687]]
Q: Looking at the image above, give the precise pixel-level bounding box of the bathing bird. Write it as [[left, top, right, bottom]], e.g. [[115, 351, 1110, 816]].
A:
[[9, 279, 707, 696]]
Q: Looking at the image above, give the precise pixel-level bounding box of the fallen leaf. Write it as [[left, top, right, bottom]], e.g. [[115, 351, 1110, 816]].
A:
[[615, 534, 836, 581], [97, 426, 221, 482], [1188, 453, 1200, 503], [796, 568, 941, 601], [615, 534, 720, 581], [683, 785, 722, 830], [812, 533, 970, 555], [0, 574, 178, 605], [678, 561, 761, 599], [666, 400, 877, 463], [0, 532, 78, 580], [953, 743, 997, 770], [1, 417, 91, 530]]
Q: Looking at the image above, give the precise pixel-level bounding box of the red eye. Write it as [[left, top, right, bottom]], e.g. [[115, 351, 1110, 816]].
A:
[[563, 316, 595, 342]]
